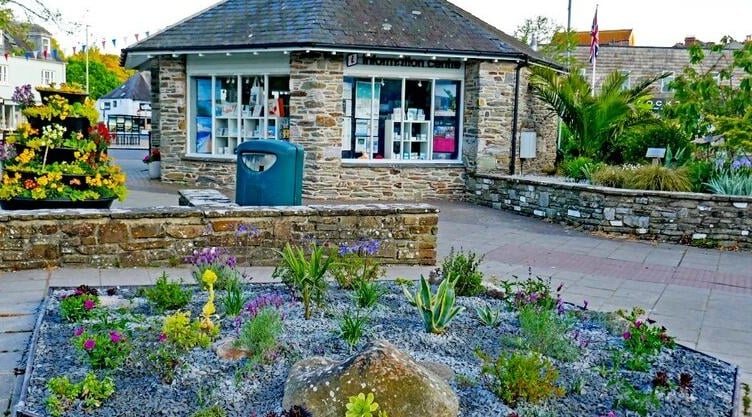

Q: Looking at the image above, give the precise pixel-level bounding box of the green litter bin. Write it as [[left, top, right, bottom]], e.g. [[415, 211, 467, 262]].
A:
[[235, 140, 304, 206]]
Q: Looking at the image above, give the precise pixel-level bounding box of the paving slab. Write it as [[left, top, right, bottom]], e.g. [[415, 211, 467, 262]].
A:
[[0, 315, 36, 333]]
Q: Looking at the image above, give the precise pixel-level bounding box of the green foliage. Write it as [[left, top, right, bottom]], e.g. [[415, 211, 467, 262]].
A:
[[612, 378, 660, 416], [402, 275, 465, 334], [59, 293, 99, 322], [560, 156, 596, 181], [65, 48, 134, 100], [498, 274, 557, 310], [441, 247, 485, 297], [162, 311, 212, 350], [274, 242, 333, 320], [394, 277, 415, 288], [625, 165, 692, 192], [352, 280, 387, 309], [147, 343, 182, 384], [234, 307, 283, 364], [617, 307, 674, 371], [476, 349, 564, 407], [591, 165, 629, 188], [475, 305, 502, 327], [706, 171, 752, 196], [189, 405, 227, 417], [685, 160, 715, 192], [663, 40, 752, 153], [336, 309, 369, 353], [742, 382, 750, 416], [46, 373, 115, 417], [345, 392, 388, 417], [74, 328, 130, 369], [143, 272, 192, 312], [531, 67, 667, 163], [663, 145, 691, 168], [329, 240, 384, 289], [611, 121, 690, 165], [221, 275, 246, 317], [508, 304, 579, 362]]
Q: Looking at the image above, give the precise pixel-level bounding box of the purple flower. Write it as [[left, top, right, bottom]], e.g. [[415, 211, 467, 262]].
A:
[[622, 331, 632, 340], [234, 293, 285, 331], [83, 339, 96, 350], [158, 332, 167, 343], [74, 327, 85, 337], [109, 331, 122, 343], [634, 320, 643, 328], [528, 292, 539, 303], [83, 299, 95, 310]]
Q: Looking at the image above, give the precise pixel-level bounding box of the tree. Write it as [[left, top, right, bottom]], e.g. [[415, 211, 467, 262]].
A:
[[663, 39, 752, 154], [66, 48, 135, 99], [530, 67, 669, 162], [514, 16, 561, 46]]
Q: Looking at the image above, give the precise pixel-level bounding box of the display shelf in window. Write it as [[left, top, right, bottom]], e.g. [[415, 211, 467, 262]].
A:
[[384, 119, 431, 160]]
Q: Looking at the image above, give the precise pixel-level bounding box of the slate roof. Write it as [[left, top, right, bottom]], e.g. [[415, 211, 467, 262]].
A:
[[101, 71, 151, 101], [123, 0, 554, 66]]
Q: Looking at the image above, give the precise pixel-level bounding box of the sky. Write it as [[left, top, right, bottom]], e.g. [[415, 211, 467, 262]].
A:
[[19, 0, 752, 55]]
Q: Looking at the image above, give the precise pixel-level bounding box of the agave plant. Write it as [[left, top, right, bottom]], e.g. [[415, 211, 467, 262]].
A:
[[403, 275, 465, 334]]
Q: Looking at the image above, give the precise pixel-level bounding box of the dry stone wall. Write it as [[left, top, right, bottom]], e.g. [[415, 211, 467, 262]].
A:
[[0, 204, 438, 271], [468, 174, 752, 249]]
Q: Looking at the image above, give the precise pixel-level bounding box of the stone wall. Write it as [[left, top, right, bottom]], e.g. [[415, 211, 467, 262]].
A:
[[0, 204, 438, 271], [463, 61, 557, 176], [468, 174, 752, 249], [338, 163, 467, 200], [289, 52, 344, 200]]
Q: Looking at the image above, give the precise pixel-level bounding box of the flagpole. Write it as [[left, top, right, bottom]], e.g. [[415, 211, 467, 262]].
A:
[[591, 55, 596, 94], [590, 5, 599, 95], [85, 23, 90, 94]]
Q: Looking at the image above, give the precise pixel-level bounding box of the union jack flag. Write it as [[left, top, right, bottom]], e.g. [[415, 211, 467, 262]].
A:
[[589, 7, 599, 64]]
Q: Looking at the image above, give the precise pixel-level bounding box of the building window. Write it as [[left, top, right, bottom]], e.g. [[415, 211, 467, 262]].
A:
[[188, 74, 290, 156], [711, 71, 721, 85], [112, 101, 118, 108], [41, 70, 54, 85], [41, 37, 50, 51], [660, 72, 675, 93], [0, 65, 7, 84], [620, 70, 631, 90], [341, 77, 461, 161]]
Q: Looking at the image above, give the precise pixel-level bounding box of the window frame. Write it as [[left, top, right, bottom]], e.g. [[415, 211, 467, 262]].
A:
[[660, 72, 675, 93], [0, 64, 7, 84], [41, 69, 54, 85]]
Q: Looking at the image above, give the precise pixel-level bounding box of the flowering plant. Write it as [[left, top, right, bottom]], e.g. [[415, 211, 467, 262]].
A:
[[233, 293, 286, 332], [88, 122, 112, 152], [329, 238, 384, 289], [185, 246, 239, 290], [58, 290, 99, 322], [143, 148, 161, 164], [11, 84, 35, 109], [617, 307, 674, 371], [73, 327, 130, 369]]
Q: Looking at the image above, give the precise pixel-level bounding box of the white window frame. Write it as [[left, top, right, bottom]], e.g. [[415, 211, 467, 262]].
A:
[[41, 37, 50, 51], [41, 69, 54, 85], [0, 64, 7, 84], [660, 72, 675, 93]]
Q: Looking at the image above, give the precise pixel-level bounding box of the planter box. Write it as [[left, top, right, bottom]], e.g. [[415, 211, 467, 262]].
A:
[[0, 196, 115, 210], [37, 89, 87, 105]]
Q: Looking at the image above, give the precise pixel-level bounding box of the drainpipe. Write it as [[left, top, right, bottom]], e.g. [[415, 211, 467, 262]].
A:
[[509, 59, 528, 175]]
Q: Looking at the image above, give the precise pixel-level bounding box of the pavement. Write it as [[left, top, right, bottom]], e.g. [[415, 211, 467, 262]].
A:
[[1, 150, 751, 415]]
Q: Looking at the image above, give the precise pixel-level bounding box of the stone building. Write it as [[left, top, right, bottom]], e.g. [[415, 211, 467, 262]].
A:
[[121, 0, 561, 200]]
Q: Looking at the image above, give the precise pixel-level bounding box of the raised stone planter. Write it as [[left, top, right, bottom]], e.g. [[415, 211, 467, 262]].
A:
[[468, 174, 752, 250]]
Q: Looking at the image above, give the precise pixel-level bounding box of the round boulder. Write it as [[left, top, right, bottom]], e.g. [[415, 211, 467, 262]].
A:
[[282, 340, 459, 417]]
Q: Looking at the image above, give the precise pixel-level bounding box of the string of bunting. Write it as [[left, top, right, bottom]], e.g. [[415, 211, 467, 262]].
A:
[[1, 29, 154, 61]]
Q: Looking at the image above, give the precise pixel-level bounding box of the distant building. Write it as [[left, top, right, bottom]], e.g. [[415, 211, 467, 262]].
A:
[[95, 71, 152, 147], [0, 24, 66, 130], [554, 29, 635, 46]]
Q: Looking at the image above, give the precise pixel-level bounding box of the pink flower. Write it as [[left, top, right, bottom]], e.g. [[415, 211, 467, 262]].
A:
[[622, 331, 632, 340], [109, 331, 122, 343], [634, 320, 643, 328], [158, 332, 167, 343], [83, 339, 96, 350], [83, 299, 95, 310], [74, 327, 84, 337]]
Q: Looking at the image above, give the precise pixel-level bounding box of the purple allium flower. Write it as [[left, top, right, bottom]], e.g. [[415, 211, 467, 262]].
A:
[[109, 331, 122, 343], [622, 331, 632, 340], [83, 299, 95, 310], [158, 332, 167, 343], [83, 339, 96, 350], [74, 327, 84, 337]]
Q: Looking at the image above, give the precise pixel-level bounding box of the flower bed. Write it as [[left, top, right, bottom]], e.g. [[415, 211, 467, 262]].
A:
[[16, 248, 738, 417]]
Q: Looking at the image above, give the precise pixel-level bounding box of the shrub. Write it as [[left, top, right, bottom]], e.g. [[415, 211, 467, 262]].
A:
[[561, 156, 595, 181], [625, 165, 692, 192], [73, 327, 130, 369], [162, 311, 212, 350], [403, 275, 465, 334], [329, 239, 384, 289], [706, 171, 752, 196], [617, 307, 674, 371], [189, 405, 227, 417], [498, 274, 558, 311], [592, 165, 629, 188], [337, 309, 369, 353], [59, 292, 99, 322], [685, 160, 715, 192], [46, 373, 115, 417], [352, 280, 387, 309], [143, 272, 192, 312], [233, 293, 285, 331], [505, 304, 579, 362], [440, 247, 484, 297], [234, 307, 283, 364], [221, 275, 246, 317], [612, 121, 689, 165], [476, 349, 564, 407], [475, 305, 502, 327], [273, 242, 333, 320]]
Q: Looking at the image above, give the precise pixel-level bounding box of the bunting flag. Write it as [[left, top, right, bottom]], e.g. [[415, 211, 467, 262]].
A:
[[111, 38, 117, 47], [33, 50, 38, 59], [134, 33, 140, 41], [3, 52, 8, 61], [52, 49, 59, 59], [24, 52, 30, 60], [43, 47, 48, 59], [101, 38, 106, 49], [81, 45, 87, 52], [145, 31, 150, 37]]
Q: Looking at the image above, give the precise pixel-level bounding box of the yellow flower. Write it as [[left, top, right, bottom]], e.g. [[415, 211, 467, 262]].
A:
[[37, 176, 49, 186], [15, 148, 35, 164], [202, 269, 218, 287]]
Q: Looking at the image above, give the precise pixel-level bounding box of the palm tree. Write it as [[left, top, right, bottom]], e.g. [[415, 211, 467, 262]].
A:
[[530, 67, 669, 162]]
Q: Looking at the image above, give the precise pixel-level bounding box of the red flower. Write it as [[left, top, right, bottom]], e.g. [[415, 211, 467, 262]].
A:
[[83, 299, 95, 310], [23, 179, 37, 189]]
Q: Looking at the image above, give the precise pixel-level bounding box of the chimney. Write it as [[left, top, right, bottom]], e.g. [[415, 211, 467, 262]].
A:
[[746, 34, 752, 43], [684, 36, 697, 46]]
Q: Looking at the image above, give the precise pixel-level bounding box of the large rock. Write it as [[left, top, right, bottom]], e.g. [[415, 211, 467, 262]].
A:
[[282, 340, 459, 417]]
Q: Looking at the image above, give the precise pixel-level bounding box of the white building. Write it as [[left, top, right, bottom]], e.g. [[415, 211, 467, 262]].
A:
[[0, 24, 66, 130], [95, 71, 152, 147]]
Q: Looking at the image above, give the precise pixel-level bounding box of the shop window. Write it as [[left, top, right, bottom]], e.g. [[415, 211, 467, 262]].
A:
[[341, 77, 461, 161], [189, 74, 290, 156]]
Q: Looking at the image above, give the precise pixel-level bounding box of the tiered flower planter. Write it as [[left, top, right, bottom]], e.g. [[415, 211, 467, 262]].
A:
[[0, 86, 127, 210]]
